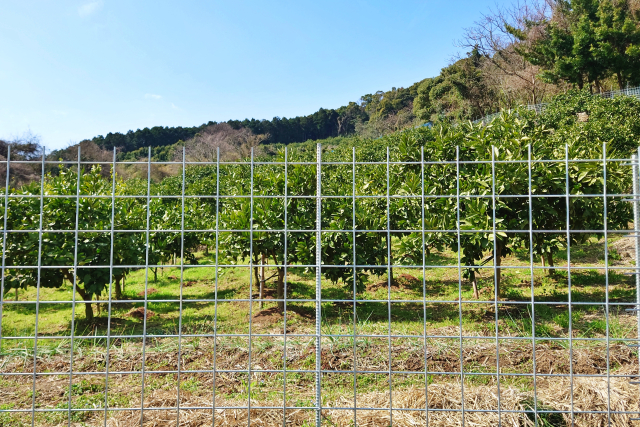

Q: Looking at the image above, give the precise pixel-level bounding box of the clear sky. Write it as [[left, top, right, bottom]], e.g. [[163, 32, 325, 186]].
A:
[[1, 0, 511, 150]]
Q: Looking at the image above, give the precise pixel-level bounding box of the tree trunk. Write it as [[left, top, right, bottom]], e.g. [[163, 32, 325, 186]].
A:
[[204, 245, 209, 256], [15, 287, 18, 301], [277, 268, 285, 311], [495, 244, 502, 299], [114, 276, 122, 300], [85, 301, 94, 322], [541, 253, 546, 274], [260, 254, 266, 309], [62, 269, 94, 321], [546, 252, 555, 275], [75, 286, 94, 322], [152, 267, 157, 283], [270, 252, 285, 312], [471, 274, 479, 300], [387, 234, 394, 286], [253, 263, 260, 303], [617, 72, 624, 91]]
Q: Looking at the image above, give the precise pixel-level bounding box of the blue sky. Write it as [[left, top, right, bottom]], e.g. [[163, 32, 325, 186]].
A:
[[1, 0, 511, 150]]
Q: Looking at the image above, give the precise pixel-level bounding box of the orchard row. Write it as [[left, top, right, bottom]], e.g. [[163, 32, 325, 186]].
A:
[[1, 112, 632, 320]]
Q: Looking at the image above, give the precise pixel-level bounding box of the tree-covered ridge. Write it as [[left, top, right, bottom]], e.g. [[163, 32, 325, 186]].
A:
[[91, 124, 208, 152], [85, 82, 421, 157]]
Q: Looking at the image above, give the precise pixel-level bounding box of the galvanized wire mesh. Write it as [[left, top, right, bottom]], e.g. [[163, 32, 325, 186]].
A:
[[473, 84, 640, 124], [0, 143, 640, 426]]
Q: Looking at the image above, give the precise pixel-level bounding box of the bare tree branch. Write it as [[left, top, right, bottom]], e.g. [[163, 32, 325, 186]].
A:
[[180, 123, 269, 162], [457, 0, 559, 105]]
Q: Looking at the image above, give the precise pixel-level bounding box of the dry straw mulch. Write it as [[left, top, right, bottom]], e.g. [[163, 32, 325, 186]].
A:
[[103, 373, 640, 427], [3, 341, 639, 426]]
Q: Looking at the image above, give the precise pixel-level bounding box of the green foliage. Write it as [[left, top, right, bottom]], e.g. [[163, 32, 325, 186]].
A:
[[93, 125, 206, 152], [2, 92, 636, 308], [539, 89, 640, 153], [0, 165, 202, 320], [414, 48, 497, 122], [511, 0, 640, 90], [360, 83, 422, 119], [119, 143, 182, 162]]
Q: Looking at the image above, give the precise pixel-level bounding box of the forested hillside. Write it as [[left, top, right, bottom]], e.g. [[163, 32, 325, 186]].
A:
[[84, 81, 420, 155]]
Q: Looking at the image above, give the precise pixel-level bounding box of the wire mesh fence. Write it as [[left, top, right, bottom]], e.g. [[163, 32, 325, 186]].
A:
[[1, 142, 640, 426], [473, 84, 640, 124], [600, 86, 640, 100]]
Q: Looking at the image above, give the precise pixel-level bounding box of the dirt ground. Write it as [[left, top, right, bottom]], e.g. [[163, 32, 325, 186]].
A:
[[2, 338, 639, 426]]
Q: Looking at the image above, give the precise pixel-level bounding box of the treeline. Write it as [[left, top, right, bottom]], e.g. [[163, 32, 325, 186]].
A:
[[91, 124, 209, 152], [86, 82, 420, 156]]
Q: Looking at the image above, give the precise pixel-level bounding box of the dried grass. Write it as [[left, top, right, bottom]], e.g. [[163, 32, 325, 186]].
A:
[[325, 384, 531, 427], [3, 341, 637, 426], [536, 373, 639, 427], [105, 391, 308, 427], [103, 374, 640, 427]]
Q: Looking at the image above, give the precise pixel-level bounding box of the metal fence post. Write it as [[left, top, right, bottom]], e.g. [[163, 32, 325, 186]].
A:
[[630, 152, 640, 424], [316, 143, 323, 426], [634, 154, 640, 362]]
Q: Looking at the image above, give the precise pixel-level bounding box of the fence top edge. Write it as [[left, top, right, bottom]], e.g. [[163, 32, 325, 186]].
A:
[[0, 158, 635, 166]]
